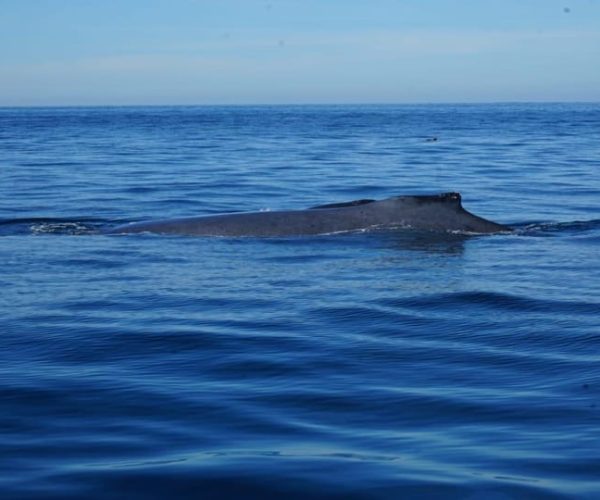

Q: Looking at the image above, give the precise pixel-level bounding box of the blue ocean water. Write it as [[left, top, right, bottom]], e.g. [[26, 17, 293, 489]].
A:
[[1, 104, 599, 499]]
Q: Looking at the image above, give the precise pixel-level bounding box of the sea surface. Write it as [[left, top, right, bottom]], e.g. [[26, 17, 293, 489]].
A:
[[1, 103, 599, 499]]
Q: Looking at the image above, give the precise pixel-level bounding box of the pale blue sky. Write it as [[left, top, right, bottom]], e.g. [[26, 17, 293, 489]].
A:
[[1, 0, 599, 106]]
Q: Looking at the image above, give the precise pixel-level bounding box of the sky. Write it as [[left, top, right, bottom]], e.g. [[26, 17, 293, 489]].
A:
[[1, 0, 599, 106]]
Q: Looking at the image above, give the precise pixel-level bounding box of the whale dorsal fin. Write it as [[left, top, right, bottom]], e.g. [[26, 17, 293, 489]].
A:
[[310, 199, 375, 210]]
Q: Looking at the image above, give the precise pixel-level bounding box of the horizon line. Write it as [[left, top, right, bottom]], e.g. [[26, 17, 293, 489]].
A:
[[1, 99, 599, 110]]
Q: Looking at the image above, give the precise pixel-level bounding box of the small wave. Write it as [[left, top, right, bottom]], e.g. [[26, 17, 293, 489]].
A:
[[512, 219, 600, 235], [0, 217, 108, 236], [30, 221, 98, 235], [383, 291, 600, 315]]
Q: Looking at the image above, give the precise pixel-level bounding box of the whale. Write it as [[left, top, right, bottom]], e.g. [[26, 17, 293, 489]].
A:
[[106, 192, 511, 237]]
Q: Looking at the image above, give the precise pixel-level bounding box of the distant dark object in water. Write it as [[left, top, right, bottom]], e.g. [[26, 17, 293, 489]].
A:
[[425, 137, 438, 142], [106, 192, 511, 237]]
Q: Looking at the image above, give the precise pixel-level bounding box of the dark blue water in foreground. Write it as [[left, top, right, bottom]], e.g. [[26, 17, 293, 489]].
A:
[[1, 104, 599, 499]]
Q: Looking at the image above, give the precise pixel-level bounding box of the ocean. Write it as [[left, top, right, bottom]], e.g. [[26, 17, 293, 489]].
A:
[[1, 103, 599, 499]]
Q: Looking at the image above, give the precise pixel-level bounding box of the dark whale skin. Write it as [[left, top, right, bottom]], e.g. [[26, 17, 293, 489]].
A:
[[106, 192, 511, 237]]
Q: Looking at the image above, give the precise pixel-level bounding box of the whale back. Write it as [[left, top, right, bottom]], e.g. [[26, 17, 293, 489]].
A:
[[107, 192, 510, 236]]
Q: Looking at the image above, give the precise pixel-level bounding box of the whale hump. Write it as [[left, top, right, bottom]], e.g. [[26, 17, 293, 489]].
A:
[[311, 193, 462, 210], [405, 192, 462, 205], [310, 199, 375, 210]]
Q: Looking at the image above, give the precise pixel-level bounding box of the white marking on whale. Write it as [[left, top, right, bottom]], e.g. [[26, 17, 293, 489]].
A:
[[106, 192, 511, 237]]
